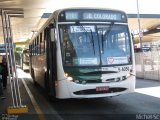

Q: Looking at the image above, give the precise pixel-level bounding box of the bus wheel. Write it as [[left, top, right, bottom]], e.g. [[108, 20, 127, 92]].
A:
[[48, 87, 58, 102], [44, 72, 50, 93], [49, 94, 58, 102]]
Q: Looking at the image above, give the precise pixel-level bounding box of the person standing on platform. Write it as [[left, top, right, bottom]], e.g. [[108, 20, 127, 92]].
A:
[[0, 60, 6, 99], [2, 56, 8, 89], [0, 67, 3, 95]]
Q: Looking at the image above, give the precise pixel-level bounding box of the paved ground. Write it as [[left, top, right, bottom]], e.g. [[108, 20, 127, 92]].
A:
[[0, 69, 160, 120]]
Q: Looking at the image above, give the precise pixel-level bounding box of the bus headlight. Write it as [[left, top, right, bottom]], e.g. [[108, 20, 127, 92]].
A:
[[126, 73, 131, 78], [82, 80, 87, 84], [74, 80, 80, 83], [65, 73, 69, 77], [67, 76, 73, 81], [65, 73, 73, 81], [65, 73, 80, 83], [115, 77, 121, 82], [122, 76, 127, 80]]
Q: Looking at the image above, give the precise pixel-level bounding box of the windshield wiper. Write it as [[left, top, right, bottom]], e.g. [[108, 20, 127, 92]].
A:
[[90, 29, 95, 55], [101, 22, 114, 54], [101, 29, 104, 54]]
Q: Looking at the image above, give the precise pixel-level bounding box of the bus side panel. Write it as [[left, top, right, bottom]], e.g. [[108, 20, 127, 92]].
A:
[[32, 55, 46, 88]]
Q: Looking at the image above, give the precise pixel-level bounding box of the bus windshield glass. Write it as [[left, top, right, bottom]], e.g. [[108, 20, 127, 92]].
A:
[[59, 24, 131, 66]]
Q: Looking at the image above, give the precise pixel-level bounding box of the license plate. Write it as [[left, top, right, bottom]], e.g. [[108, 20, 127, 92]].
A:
[[96, 86, 109, 91]]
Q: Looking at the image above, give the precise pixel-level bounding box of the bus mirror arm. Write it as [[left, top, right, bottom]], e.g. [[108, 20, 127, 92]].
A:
[[49, 23, 55, 28], [131, 33, 134, 40]]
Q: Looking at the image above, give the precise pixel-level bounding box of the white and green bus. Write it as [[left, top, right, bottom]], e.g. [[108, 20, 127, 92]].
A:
[[29, 8, 136, 99]]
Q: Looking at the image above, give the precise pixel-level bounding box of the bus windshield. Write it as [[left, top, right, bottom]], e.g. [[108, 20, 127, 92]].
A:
[[59, 24, 131, 66]]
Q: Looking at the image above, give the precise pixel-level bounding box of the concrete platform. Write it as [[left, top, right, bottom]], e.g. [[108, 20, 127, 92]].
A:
[[0, 76, 39, 120]]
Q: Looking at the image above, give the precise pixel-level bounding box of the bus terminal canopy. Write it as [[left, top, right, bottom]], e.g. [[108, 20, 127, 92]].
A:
[[0, 0, 160, 44]]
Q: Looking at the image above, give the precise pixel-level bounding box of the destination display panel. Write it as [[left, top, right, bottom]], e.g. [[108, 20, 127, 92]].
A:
[[58, 9, 127, 22]]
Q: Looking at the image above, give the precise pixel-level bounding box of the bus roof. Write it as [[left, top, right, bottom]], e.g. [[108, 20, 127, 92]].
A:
[[30, 8, 128, 43]]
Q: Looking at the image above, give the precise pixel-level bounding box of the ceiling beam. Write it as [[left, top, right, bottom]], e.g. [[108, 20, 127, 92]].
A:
[[128, 14, 160, 19], [0, 8, 24, 16], [143, 29, 160, 35]]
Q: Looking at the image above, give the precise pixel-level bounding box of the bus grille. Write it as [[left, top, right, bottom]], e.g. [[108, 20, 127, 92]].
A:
[[85, 80, 101, 83], [73, 88, 127, 95]]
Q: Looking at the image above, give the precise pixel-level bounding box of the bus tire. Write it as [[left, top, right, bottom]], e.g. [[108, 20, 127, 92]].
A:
[[48, 86, 57, 102], [49, 95, 58, 102], [44, 72, 50, 93]]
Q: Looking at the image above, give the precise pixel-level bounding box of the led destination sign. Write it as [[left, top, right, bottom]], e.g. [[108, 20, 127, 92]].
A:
[[65, 12, 79, 20], [64, 10, 127, 22], [83, 13, 122, 20]]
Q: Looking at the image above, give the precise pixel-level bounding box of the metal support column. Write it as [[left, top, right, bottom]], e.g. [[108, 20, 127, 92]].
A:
[[1, 8, 28, 114], [136, 0, 143, 51]]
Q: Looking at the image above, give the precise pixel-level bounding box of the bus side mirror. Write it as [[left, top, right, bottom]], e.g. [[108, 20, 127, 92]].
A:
[[49, 23, 55, 28], [51, 28, 55, 42]]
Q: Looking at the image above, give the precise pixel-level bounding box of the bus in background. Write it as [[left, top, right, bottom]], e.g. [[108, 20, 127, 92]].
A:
[[29, 8, 136, 99], [134, 46, 151, 53], [22, 49, 29, 71]]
